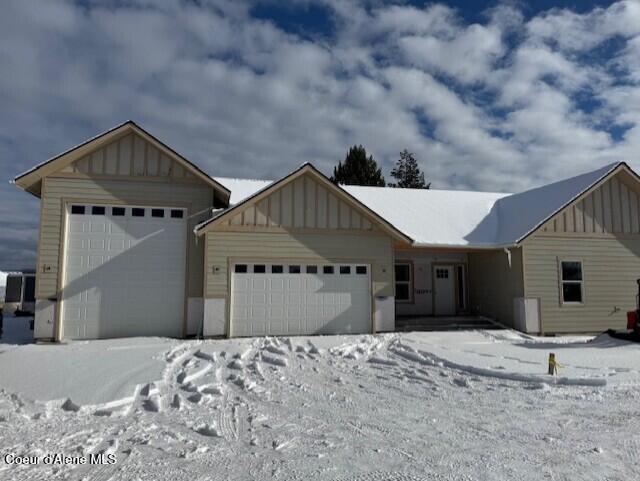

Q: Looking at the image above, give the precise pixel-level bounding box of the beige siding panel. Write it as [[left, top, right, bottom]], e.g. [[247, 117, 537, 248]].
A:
[[362, 217, 372, 230], [76, 156, 89, 174], [565, 207, 574, 233], [37, 177, 213, 300], [610, 177, 622, 233], [172, 161, 185, 178], [146, 145, 159, 176], [105, 142, 118, 175], [205, 231, 394, 299], [317, 185, 327, 229], [90, 150, 104, 174], [339, 201, 350, 229], [230, 212, 242, 226], [159, 154, 171, 176], [280, 184, 293, 227], [305, 176, 316, 228], [351, 209, 362, 230], [620, 182, 631, 234], [584, 193, 594, 233], [293, 177, 305, 228], [133, 135, 146, 175], [602, 181, 613, 233], [269, 189, 281, 226], [328, 192, 339, 229], [523, 234, 640, 333], [243, 206, 256, 226], [593, 187, 604, 233], [255, 199, 268, 226], [631, 189, 639, 234], [118, 135, 132, 175], [574, 201, 584, 233], [467, 248, 524, 326]]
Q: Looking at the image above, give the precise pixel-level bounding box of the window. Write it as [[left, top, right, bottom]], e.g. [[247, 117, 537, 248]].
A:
[[171, 209, 184, 219], [71, 205, 85, 215], [152, 208, 165, 218], [112, 207, 125, 216], [289, 265, 301, 274], [306, 265, 318, 274], [92, 206, 106, 215], [395, 262, 412, 302], [272, 265, 284, 274], [560, 260, 584, 304], [253, 264, 266, 273], [132, 208, 145, 217], [234, 264, 248, 273], [436, 268, 449, 279], [339, 266, 351, 275], [356, 265, 367, 275], [323, 266, 334, 274]]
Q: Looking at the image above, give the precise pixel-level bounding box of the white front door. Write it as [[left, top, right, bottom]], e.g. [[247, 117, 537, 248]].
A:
[[230, 262, 371, 337], [61, 204, 187, 339], [433, 265, 455, 316]]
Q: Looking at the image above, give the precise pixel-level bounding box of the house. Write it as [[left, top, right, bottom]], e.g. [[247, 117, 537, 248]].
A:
[[2, 270, 36, 315], [12, 121, 640, 341]]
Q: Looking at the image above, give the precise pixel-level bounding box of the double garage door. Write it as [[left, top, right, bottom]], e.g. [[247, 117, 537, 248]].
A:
[[61, 203, 187, 339], [231, 262, 371, 337]]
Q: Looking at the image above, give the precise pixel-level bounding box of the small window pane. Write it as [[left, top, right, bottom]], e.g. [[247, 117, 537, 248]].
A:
[[112, 207, 125, 216], [132, 208, 145, 217], [395, 264, 410, 281], [152, 208, 165, 218], [562, 283, 582, 303], [306, 265, 318, 274], [171, 209, 184, 219], [254, 264, 266, 273], [340, 266, 351, 274], [71, 205, 85, 215], [234, 264, 248, 273], [356, 266, 367, 275], [396, 283, 410, 300], [272, 265, 284, 274], [289, 265, 301, 274], [92, 206, 106, 215], [561, 261, 582, 281], [323, 266, 334, 274]]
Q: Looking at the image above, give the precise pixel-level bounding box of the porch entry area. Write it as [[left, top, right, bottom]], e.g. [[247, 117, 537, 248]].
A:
[[394, 249, 500, 331]]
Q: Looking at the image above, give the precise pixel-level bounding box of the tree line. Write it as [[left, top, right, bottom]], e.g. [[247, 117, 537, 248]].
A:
[[330, 145, 430, 189]]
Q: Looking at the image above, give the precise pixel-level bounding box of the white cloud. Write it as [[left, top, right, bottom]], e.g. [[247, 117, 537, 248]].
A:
[[2, 0, 640, 266]]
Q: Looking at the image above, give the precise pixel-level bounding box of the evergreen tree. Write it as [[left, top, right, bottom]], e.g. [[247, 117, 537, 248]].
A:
[[331, 145, 385, 186], [389, 149, 430, 189]]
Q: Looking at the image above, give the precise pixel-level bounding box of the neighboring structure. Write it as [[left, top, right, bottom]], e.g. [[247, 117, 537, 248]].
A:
[[12, 121, 640, 341], [3, 270, 36, 315]]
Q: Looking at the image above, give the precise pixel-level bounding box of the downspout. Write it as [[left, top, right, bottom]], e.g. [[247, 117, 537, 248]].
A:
[[503, 247, 512, 268]]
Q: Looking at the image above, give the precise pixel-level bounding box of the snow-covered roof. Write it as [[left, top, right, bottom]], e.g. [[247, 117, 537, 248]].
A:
[[210, 162, 625, 247]]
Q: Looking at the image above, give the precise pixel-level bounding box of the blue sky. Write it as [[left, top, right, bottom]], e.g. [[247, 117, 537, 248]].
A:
[[1, 0, 640, 270]]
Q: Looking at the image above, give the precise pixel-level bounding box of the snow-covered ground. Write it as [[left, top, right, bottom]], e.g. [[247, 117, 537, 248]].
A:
[[1, 323, 640, 480]]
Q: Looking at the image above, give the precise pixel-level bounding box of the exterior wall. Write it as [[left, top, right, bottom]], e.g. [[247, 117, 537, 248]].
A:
[[204, 230, 395, 335], [540, 171, 640, 235], [523, 234, 640, 333], [467, 248, 525, 326], [394, 249, 468, 316], [224, 174, 375, 231], [34, 175, 213, 339]]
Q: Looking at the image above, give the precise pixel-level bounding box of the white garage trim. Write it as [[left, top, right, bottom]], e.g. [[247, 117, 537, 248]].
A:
[[228, 259, 374, 337], [57, 201, 191, 340]]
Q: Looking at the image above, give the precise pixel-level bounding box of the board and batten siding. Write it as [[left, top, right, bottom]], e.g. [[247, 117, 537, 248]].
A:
[[523, 172, 640, 333], [467, 248, 524, 326], [204, 231, 395, 299], [37, 176, 213, 300], [223, 174, 375, 231]]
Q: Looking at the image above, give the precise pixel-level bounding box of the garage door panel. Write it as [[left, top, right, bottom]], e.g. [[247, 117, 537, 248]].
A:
[[231, 262, 371, 337], [61, 204, 186, 340]]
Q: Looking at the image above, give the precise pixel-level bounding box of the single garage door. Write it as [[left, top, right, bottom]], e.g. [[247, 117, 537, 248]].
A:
[[60, 203, 187, 339], [230, 262, 371, 337]]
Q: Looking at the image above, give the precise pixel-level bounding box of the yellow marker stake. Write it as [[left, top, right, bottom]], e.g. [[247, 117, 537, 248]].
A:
[[548, 353, 558, 375]]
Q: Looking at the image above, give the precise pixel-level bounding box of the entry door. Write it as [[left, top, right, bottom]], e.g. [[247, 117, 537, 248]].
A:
[[230, 262, 371, 337], [433, 265, 455, 316], [61, 204, 187, 339]]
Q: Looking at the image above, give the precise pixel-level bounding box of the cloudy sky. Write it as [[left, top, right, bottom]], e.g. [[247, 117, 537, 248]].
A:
[[1, 0, 640, 270]]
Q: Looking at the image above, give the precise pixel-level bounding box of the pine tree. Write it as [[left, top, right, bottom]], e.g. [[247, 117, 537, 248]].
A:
[[389, 149, 430, 189], [330, 145, 385, 186]]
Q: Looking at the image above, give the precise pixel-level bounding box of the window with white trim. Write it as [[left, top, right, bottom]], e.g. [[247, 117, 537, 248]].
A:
[[560, 260, 584, 304], [395, 262, 412, 302]]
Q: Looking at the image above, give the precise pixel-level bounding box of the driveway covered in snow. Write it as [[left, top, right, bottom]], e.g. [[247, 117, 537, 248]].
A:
[[1, 329, 639, 480]]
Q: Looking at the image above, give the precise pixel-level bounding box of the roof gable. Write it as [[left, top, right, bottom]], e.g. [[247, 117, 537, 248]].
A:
[[196, 163, 413, 243], [13, 121, 231, 201]]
